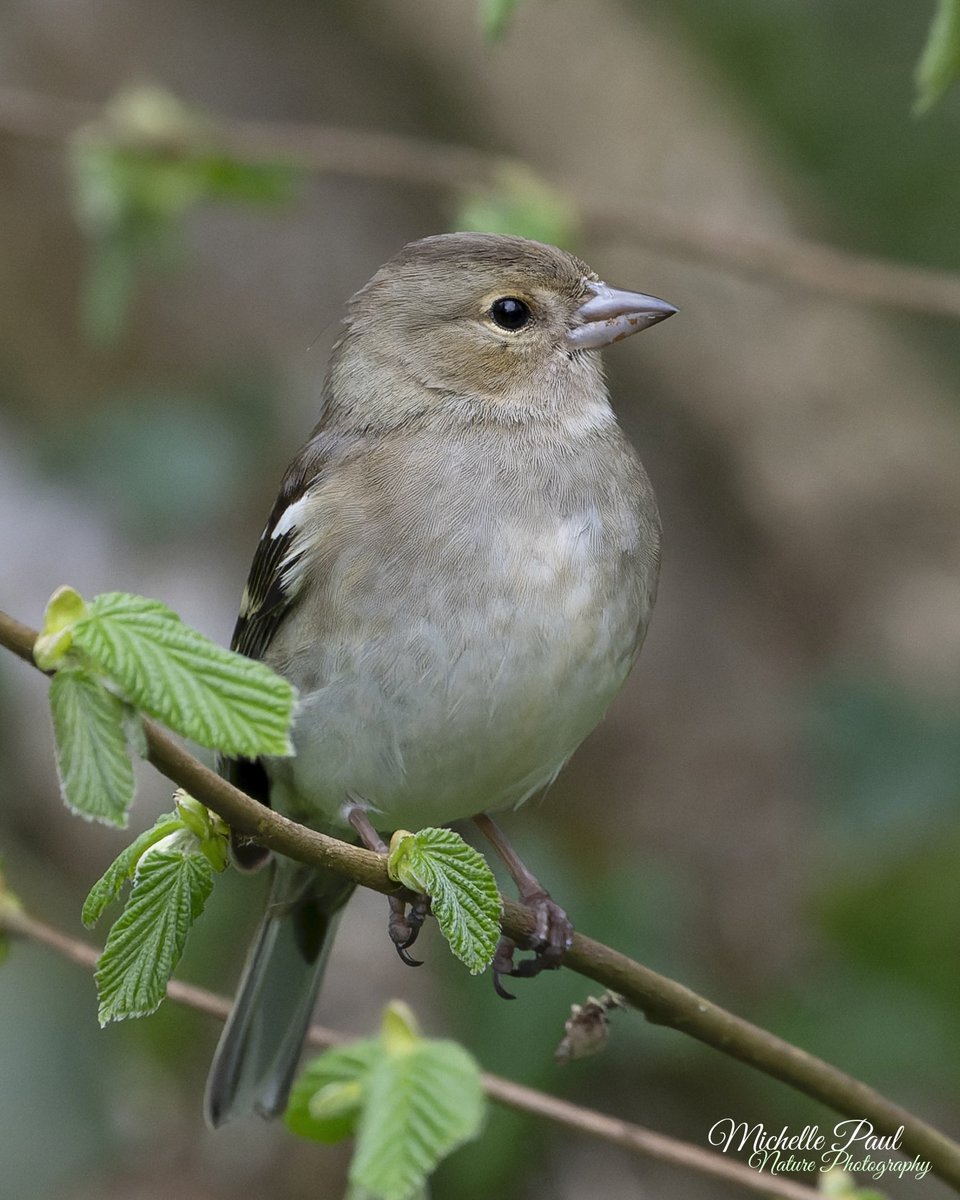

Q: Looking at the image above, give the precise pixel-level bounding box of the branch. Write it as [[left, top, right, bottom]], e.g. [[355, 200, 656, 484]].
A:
[[2, 605, 959, 1192], [1, 83, 960, 322], [0, 906, 818, 1200]]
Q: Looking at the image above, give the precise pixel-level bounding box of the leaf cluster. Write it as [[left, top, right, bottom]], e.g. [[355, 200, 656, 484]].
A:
[[287, 1001, 487, 1200], [37, 585, 295, 829], [34, 584, 295, 1022], [33, 584, 505, 1041]]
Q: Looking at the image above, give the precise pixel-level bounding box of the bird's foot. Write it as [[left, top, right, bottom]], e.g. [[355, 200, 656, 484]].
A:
[[388, 891, 431, 967], [492, 891, 574, 1000], [471, 814, 574, 999], [346, 804, 431, 969]]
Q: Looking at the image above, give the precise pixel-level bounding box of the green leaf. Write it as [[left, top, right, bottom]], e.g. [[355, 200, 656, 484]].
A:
[[190, 155, 298, 205], [49, 668, 135, 826], [82, 792, 227, 930], [288, 1003, 487, 1199], [121, 702, 149, 759], [285, 1039, 382, 1143], [456, 168, 578, 249], [81, 810, 179, 927], [176, 791, 212, 838], [70, 85, 300, 344], [34, 585, 88, 670], [174, 790, 231, 871], [480, 0, 521, 41], [915, 0, 960, 114], [351, 1020, 486, 1200], [380, 998, 421, 1052], [388, 829, 502, 974], [95, 841, 214, 1023], [72, 592, 295, 756]]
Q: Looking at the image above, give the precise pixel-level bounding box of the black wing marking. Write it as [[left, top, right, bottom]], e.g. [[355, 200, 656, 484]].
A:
[[229, 429, 340, 662], [221, 428, 347, 820], [230, 520, 305, 662], [221, 492, 305, 820]]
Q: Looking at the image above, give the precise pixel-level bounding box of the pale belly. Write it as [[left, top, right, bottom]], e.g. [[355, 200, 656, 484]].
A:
[[266, 564, 650, 836], [261, 425, 660, 837]]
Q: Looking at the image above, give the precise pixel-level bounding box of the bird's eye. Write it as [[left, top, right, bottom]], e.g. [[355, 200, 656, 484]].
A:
[[489, 296, 531, 331]]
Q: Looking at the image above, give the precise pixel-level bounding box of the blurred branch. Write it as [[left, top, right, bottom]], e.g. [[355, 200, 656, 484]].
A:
[[1, 906, 818, 1200], [2, 83, 960, 321], [3, 606, 960, 1190]]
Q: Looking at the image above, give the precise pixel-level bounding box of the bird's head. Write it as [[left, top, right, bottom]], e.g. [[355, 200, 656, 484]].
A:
[[327, 232, 676, 429]]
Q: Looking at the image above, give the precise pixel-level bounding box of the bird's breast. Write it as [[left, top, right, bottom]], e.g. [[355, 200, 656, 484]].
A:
[[265, 428, 659, 830]]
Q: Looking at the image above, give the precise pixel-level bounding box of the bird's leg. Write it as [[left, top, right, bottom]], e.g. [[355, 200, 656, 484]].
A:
[[346, 805, 428, 967], [473, 813, 574, 997]]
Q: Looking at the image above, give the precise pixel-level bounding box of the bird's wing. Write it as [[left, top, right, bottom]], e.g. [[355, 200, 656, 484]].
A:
[[222, 428, 345, 820], [230, 492, 307, 662], [230, 429, 345, 662]]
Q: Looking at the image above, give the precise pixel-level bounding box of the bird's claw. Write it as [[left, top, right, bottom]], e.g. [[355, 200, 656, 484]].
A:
[[395, 943, 423, 968], [492, 936, 522, 998], [491, 893, 573, 999], [388, 892, 430, 967]]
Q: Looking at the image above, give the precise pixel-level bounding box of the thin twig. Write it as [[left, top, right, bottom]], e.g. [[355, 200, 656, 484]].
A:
[[0, 905, 818, 1200], [1, 83, 960, 321], [1, 606, 958, 1190]]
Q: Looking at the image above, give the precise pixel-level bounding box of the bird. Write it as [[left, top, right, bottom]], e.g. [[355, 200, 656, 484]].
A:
[[204, 231, 675, 1127]]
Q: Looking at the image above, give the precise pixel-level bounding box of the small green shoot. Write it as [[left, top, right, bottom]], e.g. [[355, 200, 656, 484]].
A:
[[287, 1001, 487, 1200]]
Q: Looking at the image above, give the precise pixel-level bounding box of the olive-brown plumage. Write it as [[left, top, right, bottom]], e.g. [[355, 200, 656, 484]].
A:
[[206, 233, 675, 1126]]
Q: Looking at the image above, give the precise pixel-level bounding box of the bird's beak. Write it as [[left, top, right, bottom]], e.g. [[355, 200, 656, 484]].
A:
[[565, 281, 677, 350]]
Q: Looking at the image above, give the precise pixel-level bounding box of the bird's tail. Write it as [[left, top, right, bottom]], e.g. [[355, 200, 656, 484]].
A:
[[204, 861, 354, 1127]]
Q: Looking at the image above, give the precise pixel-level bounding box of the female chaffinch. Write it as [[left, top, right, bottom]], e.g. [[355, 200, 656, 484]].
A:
[[205, 232, 675, 1126]]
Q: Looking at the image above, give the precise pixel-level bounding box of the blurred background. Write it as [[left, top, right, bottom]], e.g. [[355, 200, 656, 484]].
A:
[[2, 1, 960, 1198]]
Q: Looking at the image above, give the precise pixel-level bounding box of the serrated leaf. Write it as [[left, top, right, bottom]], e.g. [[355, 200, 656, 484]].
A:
[[95, 844, 213, 1023], [122, 703, 149, 759], [389, 829, 502, 974], [351, 1036, 486, 1200], [81, 810, 179, 927], [915, 0, 960, 114], [72, 592, 295, 756], [289, 1005, 487, 1198], [286, 1039, 382, 1143], [49, 668, 135, 826]]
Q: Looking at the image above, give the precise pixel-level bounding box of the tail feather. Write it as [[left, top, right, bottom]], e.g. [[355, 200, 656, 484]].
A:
[[204, 863, 353, 1127]]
